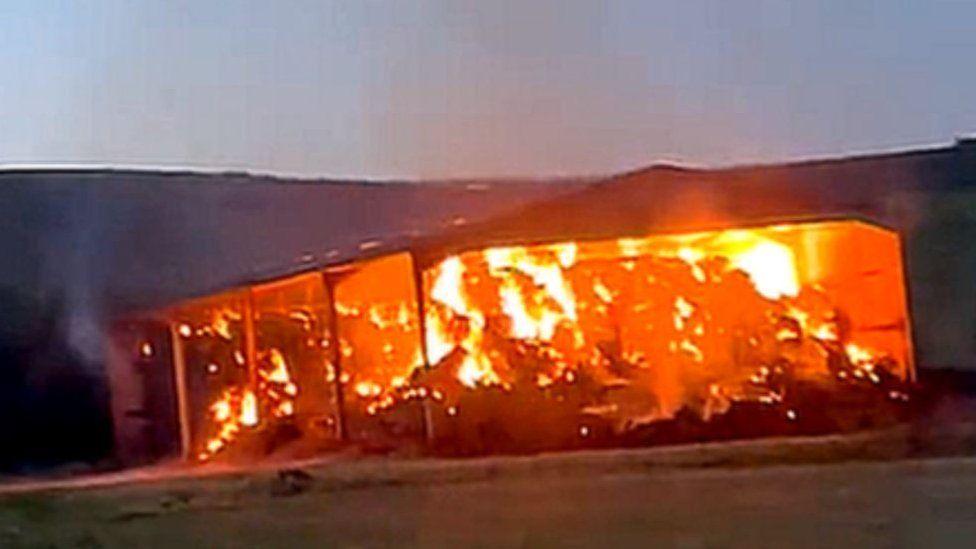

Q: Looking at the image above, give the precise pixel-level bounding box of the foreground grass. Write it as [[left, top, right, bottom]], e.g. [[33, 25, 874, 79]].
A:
[[3, 422, 976, 548]]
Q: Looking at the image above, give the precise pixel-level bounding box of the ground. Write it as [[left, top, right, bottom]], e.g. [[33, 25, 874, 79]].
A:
[[4, 427, 976, 548]]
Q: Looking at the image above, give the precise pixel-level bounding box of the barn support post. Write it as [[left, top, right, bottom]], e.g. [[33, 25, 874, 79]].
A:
[[169, 323, 192, 460], [322, 271, 348, 441], [243, 289, 258, 390], [410, 252, 435, 446], [896, 233, 918, 383]]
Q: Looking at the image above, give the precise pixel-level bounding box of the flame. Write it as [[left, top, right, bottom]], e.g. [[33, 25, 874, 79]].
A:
[[431, 256, 472, 318], [264, 349, 291, 384], [212, 398, 232, 422], [275, 401, 294, 417], [678, 339, 704, 362], [845, 343, 874, 365], [593, 278, 614, 304], [427, 254, 500, 387], [139, 342, 154, 357], [811, 323, 838, 342], [485, 246, 577, 323], [500, 278, 556, 340], [211, 309, 237, 340], [457, 354, 501, 388], [677, 246, 704, 264], [677, 247, 707, 282], [239, 390, 259, 427], [186, 221, 909, 461], [196, 345, 303, 460], [673, 297, 694, 330], [617, 238, 643, 257], [355, 381, 382, 398], [199, 387, 255, 461], [416, 222, 906, 434], [554, 242, 578, 268], [722, 239, 799, 300], [425, 312, 455, 365]]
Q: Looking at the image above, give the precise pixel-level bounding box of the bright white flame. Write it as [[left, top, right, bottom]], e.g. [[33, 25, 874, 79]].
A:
[[424, 311, 456, 365], [457, 354, 500, 388], [431, 257, 468, 315], [355, 381, 382, 398], [727, 241, 799, 299], [845, 343, 875, 365], [240, 390, 259, 427], [553, 242, 578, 269]]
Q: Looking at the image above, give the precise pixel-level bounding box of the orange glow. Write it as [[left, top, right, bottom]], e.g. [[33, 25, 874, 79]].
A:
[[726, 240, 798, 299], [172, 272, 341, 462], [417, 220, 913, 436], [169, 219, 913, 462]]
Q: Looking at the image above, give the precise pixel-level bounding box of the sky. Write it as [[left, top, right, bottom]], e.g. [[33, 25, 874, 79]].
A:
[[2, 0, 975, 179]]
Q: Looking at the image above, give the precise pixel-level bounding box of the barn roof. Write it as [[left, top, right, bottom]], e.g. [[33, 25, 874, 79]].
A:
[[412, 139, 976, 265], [3, 138, 973, 314], [0, 169, 591, 313]]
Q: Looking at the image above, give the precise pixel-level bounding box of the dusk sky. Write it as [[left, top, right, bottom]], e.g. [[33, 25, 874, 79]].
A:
[[2, 1, 975, 178]]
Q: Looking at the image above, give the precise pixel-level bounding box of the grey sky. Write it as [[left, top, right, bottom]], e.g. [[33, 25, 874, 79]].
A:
[[2, 1, 975, 178]]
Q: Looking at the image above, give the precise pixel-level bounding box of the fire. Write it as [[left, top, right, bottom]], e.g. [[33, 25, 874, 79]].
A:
[[457, 354, 501, 388], [264, 349, 291, 384], [670, 231, 800, 299], [195, 343, 303, 460], [212, 398, 232, 422], [592, 278, 614, 304], [239, 390, 259, 426], [415, 222, 909, 437], [430, 256, 473, 318], [198, 387, 256, 461], [500, 278, 561, 340], [211, 308, 238, 340], [617, 238, 643, 257], [179, 220, 911, 462], [196, 347, 300, 460], [355, 381, 382, 398], [845, 343, 874, 365], [555, 242, 578, 268], [427, 254, 503, 388], [725, 239, 799, 299], [425, 312, 455, 365], [812, 323, 838, 342], [673, 296, 694, 330], [139, 341, 154, 358], [485, 246, 577, 324]]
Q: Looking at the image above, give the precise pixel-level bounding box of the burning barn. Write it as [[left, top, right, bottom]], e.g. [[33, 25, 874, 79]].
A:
[[112, 220, 914, 465], [103, 163, 930, 467], [5, 138, 976, 471]]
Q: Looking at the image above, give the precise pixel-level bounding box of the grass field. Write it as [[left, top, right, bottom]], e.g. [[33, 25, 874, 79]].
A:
[[4, 423, 976, 548]]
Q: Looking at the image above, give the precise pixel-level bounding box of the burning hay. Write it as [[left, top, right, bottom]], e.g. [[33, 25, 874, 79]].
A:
[[409, 221, 912, 453], [123, 220, 914, 463]]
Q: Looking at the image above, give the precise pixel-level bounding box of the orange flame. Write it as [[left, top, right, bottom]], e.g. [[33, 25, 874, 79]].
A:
[[418, 224, 905, 429], [188, 221, 909, 461]]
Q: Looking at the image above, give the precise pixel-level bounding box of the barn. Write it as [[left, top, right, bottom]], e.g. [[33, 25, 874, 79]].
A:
[[3, 137, 975, 471]]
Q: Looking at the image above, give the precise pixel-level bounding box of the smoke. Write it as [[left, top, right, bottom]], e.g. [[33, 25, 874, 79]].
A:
[[0, 183, 114, 471], [37, 184, 109, 368]]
